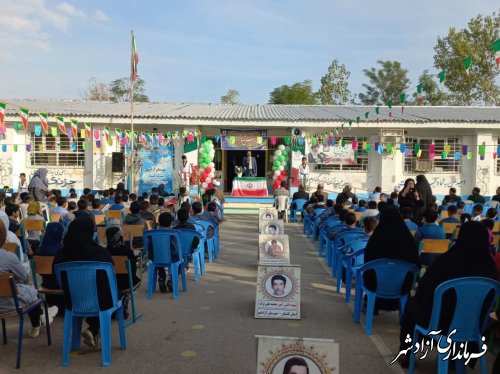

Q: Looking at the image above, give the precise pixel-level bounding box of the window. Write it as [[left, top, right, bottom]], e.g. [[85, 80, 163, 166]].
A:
[[314, 136, 369, 172], [29, 132, 85, 167], [404, 137, 462, 174]]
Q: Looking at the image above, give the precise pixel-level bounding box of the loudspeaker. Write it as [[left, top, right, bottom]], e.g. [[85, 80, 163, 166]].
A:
[[291, 127, 302, 136], [111, 152, 124, 172]]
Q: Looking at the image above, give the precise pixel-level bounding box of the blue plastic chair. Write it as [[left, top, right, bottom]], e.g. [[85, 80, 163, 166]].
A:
[[303, 212, 312, 235], [311, 208, 327, 241], [54, 262, 126, 367], [409, 277, 500, 374], [172, 228, 204, 281], [290, 198, 308, 223], [318, 219, 342, 257], [144, 230, 186, 299], [194, 219, 218, 262], [329, 229, 366, 270], [0, 273, 52, 369], [335, 239, 368, 295], [353, 259, 419, 335]]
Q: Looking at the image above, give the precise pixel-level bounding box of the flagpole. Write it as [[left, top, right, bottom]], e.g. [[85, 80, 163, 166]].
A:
[[130, 30, 135, 193]]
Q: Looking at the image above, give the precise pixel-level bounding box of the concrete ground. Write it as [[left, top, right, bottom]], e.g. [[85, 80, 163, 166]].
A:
[[0, 215, 496, 373]]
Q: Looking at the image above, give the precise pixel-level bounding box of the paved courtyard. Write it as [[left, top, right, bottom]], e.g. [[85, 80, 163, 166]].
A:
[[0, 215, 495, 373]]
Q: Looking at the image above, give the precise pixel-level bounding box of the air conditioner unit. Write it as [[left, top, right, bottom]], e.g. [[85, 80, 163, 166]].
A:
[[414, 159, 434, 172], [380, 129, 405, 144]]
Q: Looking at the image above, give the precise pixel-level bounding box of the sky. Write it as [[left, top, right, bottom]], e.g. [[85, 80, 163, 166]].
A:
[[0, 0, 498, 104]]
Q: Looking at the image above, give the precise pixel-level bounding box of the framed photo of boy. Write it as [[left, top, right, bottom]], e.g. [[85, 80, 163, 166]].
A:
[[259, 219, 284, 236], [259, 235, 290, 266]]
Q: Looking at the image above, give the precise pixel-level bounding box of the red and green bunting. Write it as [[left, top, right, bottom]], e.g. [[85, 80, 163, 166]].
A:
[[39, 112, 49, 134], [19, 107, 29, 131], [493, 39, 500, 68], [0, 102, 6, 127], [56, 116, 66, 134]]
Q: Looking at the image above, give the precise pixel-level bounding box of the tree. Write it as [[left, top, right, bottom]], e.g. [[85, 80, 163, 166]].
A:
[[433, 12, 499, 106], [358, 60, 410, 105], [268, 80, 319, 104], [411, 70, 447, 106], [318, 59, 351, 105], [80, 78, 110, 101], [220, 89, 240, 104], [109, 77, 149, 102]]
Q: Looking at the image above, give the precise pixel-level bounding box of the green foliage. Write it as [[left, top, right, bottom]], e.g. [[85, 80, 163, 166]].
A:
[[358, 60, 410, 105], [220, 89, 240, 104], [411, 70, 447, 105], [433, 12, 500, 105], [268, 80, 319, 104], [318, 59, 351, 104], [109, 77, 149, 103]]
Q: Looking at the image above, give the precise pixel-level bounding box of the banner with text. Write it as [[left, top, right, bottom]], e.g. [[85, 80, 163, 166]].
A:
[[306, 141, 355, 165], [221, 128, 267, 150], [136, 143, 173, 194]]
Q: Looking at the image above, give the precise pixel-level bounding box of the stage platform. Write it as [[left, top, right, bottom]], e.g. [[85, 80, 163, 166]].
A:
[[223, 195, 274, 214]]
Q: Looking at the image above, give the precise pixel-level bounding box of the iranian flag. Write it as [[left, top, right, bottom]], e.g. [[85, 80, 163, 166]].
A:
[[463, 56, 472, 76], [56, 116, 66, 134], [0, 102, 5, 126], [85, 122, 91, 139], [131, 31, 139, 81], [70, 119, 78, 138], [39, 112, 49, 134], [493, 39, 500, 68], [19, 107, 29, 130], [231, 177, 268, 197]]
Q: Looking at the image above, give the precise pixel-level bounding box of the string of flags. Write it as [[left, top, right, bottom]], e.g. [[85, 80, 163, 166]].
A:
[[0, 101, 201, 151]]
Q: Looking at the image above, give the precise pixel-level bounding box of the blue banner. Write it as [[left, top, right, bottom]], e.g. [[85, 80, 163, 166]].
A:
[[136, 143, 173, 194]]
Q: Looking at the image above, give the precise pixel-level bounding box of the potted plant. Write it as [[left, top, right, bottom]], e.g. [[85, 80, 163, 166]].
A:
[[234, 166, 243, 178]]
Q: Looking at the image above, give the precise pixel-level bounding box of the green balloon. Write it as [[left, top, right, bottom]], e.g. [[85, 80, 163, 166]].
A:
[[282, 151, 288, 157]]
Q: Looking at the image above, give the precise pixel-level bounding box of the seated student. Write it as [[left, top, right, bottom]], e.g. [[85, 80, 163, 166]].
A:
[[439, 204, 460, 224], [0, 221, 58, 338], [91, 199, 104, 215], [292, 184, 309, 204], [355, 200, 367, 212], [456, 201, 465, 215], [149, 212, 179, 292], [471, 204, 483, 221], [390, 192, 399, 207], [151, 187, 159, 196], [437, 196, 452, 214], [379, 193, 387, 203], [109, 195, 125, 210], [337, 184, 358, 205], [375, 201, 388, 220], [459, 213, 471, 226], [100, 190, 114, 204], [123, 201, 148, 229], [191, 202, 204, 220], [200, 202, 222, 225], [140, 201, 156, 222], [414, 208, 446, 244], [74, 199, 92, 218], [128, 193, 137, 203], [327, 211, 358, 240], [362, 216, 378, 237], [46, 196, 57, 211], [51, 196, 68, 215], [369, 186, 382, 201], [149, 194, 161, 215], [273, 180, 289, 198], [361, 200, 379, 219], [485, 207, 498, 221], [67, 192, 79, 203], [23, 201, 45, 255], [142, 192, 149, 202], [156, 197, 167, 214], [0, 211, 27, 271], [121, 194, 130, 209], [5, 203, 21, 233], [19, 194, 32, 220], [105, 226, 140, 290], [467, 187, 486, 204], [397, 222, 496, 368], [317, 199, 336, 223], [401, 207, 418, 232], [37, 222, 65, 310], [173, 208, 200, 269]]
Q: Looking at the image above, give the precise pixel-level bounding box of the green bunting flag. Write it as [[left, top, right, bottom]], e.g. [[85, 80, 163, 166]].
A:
[[70, 119, 78, 138], [39, 112, 49, 134], [417, 84, 423, 94], [463, 56, 472, 76], [400, 93, 406, 113], [51, 127, 58, 137], [387, 100, 393, 118], [56, 116, 66, 134], [375, 107, 380, 115], [364, 111, 369, 119], [438, 70, 447, 83], [492, 39, 500, 68]]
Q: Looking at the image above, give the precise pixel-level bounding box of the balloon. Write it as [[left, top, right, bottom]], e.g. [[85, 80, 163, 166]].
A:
[[201, 182, 208, 189], [273, 161, 280, 168], [281, 170, 287, 175], [281, 161, 287, 166], [208, 143, 214, 150], [208, 172, 215, 178], [278, 155, 285, 162], [278, 166, 284, 171], [275, 150, 282, 156], [207, 139, 213, 144], [205, 167, 212, 173], [272, 155, 277, 161], [209, 162, 215, 168], [207, 182, 213, 189], [274, 170, 281, 176], [205, 177, 212, 184], [278, 145, 285, 151], [282, 150, 288, 157]]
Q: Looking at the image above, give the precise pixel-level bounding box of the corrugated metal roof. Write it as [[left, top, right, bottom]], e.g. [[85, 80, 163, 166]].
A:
[[3, 100, 499, 122]]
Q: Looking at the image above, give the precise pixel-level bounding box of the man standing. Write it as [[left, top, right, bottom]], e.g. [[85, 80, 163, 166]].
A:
[[298, 157, 309, 188], [18, 173, 28, 194], [242, 151, 257, 177], [179, 155, 192, 192]]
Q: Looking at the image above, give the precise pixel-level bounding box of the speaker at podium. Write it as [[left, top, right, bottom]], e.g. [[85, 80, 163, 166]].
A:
[[111, 152, 124, 172]]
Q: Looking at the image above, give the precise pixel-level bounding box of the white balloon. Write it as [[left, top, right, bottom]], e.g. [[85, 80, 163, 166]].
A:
[[278, 165, 284, 171], [278, 144, 285, 151], [205, 177, 212, 184], [209, 162, 215, 168], [274, 170, 281, 176], [208, 143, 214, 150], [208, 151, 215, 158], [209, 172, 215, 178], [281, 161, 287, 166], [201, 182, 208, 189], [275, 150, 282, 156], [272, 155, 277, 161]]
